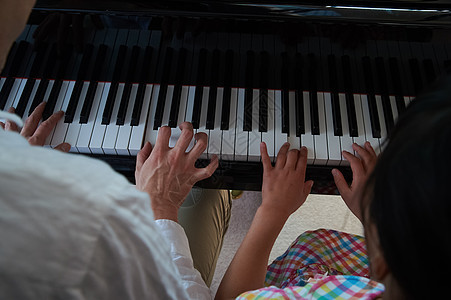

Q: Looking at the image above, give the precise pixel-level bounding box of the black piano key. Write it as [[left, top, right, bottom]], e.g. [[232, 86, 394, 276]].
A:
[[362, 56, 381, 138], [102, 45, 127, 125], [295, 90, 304, 136], [408, 58, 423, 95], [328, 55, 343, 136], [116, 45, 140, 126], [243, 50, 255, 132], [80, 44, 108, 124], [206, 49, 220, 130], [281, 52, 289, 134], [341, 55, 358, 137], [131, 45, 153, 126], [308, 53, 319, 135], [294, 53, 304, 136], [259, 88, 268, 132], [154, 47, 174, 129], [388, 57, 406, 114], [423, 59, 436, 84], [43, 46, 72, 121], [169, 48, 187, 128], [15, 79, 36, 117], [65, 44, 94, 123], [192, 48, 208, 129], [220, 49, 234, 130], [375, 57, 394, 134]]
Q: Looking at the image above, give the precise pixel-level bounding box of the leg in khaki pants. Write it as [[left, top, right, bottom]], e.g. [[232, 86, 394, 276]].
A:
[[178, 188, 232, 287]]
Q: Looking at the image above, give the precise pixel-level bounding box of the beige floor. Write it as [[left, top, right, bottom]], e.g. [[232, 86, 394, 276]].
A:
[[210, 191, 363, 294]]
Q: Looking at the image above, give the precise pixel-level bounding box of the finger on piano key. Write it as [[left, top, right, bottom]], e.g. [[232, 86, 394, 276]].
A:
[[76, 82, 105, 153], [64, 82, 90, 153], [324, 92, 342, 166], [50, 81, 75, 148], [197, 86, 209, 159], [262, 89, 275, 162], [221, 87, 238, 161], [235, 88, 248, 161], [144, 84, 161, 148], [129, 84, 153, 156], [287, 90, 300, 151], [208, 87, 223, 159], [314, 92, 328, 165], [89, 82, 111, 154], [102, 83, 124, 155], [360, 94, 381, 155], [301, 91, 315, 164], [167, 126, 195, 151], [248, 89, 261, 161], [274, 90, 288, 159], [43, 80, 62, 148], [115, 83, 139, 155]]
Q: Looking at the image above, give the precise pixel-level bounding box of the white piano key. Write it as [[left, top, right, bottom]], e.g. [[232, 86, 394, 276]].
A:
[[288, 91, 301, 150], [129, 84, 153, 156], [324, 92, 342, 166], [161, 85, 174, 126], [102, 83, 124, 155], [234, 88, 248, 161], [314, 92, 328, 165], [389, 95, 399, 123], [76, 82, 105, 153], [404, 96, 411, 108], [176, 86, 189, 126], [274, 90, 288, 157], [0, 77, 5, 91], [197, 87, 209, 159], [42, 80, 54, 103], [221, 88, 237, 160], [115, 84, 139, 155], [89, 82, 111, 154], [208, 87, 224, 158], [262, 89, 275, 162], [352, 94, 367, 149], [248, 89, 261, 162], [302, 91, 315, 164], [65, 81, 90, 153], [50, 81, 75, 148], [338, 93, 353, 166], [144, 84, 160, 147], [375, 95, 388, 148], [185, 86, 196, 123], [360, 94, 381, 155], [11, 79, 27, 109], [21, 79, 41, 123]]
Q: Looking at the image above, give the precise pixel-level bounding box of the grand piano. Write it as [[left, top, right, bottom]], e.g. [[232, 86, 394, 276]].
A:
[[1, 0, 451, 192]]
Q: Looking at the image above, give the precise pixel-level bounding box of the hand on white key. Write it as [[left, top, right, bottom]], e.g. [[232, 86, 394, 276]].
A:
[[168, 126, 195, 152]]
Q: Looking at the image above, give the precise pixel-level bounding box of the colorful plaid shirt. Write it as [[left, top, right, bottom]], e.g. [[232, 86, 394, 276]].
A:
[[237, 229, 384, 299]]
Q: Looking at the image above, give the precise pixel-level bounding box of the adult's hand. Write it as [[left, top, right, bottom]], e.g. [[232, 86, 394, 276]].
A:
[[1, 102, 70, 152], [332, 142, 377, 222], [135, 122, 218, 222], [260, 142, 314, 220]]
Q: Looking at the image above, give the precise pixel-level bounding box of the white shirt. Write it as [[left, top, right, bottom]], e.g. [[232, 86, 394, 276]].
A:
[[0, 128, 211, 299]]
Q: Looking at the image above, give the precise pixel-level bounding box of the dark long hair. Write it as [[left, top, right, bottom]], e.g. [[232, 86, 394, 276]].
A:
[[366, 76, 451, 299]]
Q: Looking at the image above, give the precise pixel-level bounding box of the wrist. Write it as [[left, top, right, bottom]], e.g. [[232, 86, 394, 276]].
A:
[[150, 200, 180, 222], [255, 206, 289, 229]]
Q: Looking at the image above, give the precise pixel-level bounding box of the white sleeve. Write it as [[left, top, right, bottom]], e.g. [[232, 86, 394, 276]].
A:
[[155, 219, 213, 300]]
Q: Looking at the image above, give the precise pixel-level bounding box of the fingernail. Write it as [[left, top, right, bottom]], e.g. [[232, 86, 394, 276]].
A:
[[332, 169, 338, 176], [301, 146, 307, 153], [62, 144, 71, 152]]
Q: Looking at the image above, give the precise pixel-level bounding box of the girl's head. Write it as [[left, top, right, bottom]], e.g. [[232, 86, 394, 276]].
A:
[[363, 76, 451, 299]]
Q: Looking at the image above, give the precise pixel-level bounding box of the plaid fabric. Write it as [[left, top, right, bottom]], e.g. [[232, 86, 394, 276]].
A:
[[265, 229, 369, 288], [237, 275, 384, 299]]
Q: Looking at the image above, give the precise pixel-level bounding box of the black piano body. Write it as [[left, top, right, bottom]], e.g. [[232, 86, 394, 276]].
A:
[[3, 0, 451, 193]]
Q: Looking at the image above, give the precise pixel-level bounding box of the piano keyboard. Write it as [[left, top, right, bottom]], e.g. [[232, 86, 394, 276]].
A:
[[3, 24, 447, 166]]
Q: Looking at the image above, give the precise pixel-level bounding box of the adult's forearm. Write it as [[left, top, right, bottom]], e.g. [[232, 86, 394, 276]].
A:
[[215, 207, 288, 300]]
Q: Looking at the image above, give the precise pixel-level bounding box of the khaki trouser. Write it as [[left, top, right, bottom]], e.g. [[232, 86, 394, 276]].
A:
[[178, 188, 232, 287]]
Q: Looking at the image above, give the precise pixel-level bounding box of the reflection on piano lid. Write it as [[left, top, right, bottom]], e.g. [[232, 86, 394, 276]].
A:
[[3, 2, 451, 192]]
